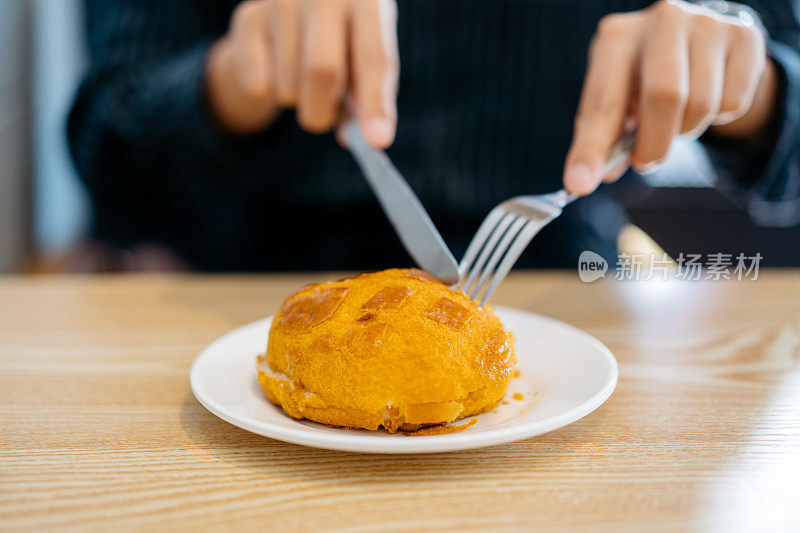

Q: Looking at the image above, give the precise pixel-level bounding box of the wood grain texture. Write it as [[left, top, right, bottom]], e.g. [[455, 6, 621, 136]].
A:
[[1, 272, 799, 532]]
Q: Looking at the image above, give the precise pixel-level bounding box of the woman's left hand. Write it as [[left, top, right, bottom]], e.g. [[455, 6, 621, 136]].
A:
[[564, 0, 779, 195]]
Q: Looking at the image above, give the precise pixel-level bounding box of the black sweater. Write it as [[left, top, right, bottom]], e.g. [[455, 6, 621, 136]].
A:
[[68, 0, 800, 271]]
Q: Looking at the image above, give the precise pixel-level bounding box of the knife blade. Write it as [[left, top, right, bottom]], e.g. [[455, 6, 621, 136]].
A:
[[342, 121, 460, 285]]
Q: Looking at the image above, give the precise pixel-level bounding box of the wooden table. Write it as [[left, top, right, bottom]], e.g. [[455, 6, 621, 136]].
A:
[[1, 272, 799, 531]]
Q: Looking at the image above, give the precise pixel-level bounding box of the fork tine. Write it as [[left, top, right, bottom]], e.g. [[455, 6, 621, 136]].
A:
[[461, 132, 634, 304], [463, 213, 515, 295], [479, 220, 546, 306], [459, 207, 504, 282], [469, 217, 527, 300]]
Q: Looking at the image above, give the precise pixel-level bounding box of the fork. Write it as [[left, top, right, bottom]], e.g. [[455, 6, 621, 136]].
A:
[[459, 131, 637, 306]]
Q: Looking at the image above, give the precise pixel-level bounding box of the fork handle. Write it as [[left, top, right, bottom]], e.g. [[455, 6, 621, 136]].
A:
[[601, 129, 637, 179]]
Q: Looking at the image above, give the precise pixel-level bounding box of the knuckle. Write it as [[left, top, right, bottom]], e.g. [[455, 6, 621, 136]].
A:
[[580, 90, 623, 120], [270, 0, 294, 10], [651, 0, 680, 16], [693, 12, 721, 33], [231, 0, 261, 29], [684, 94, 714, 118], [731, 22, 760, 43], [645, 82, 687, 109], [267, 0, 294, 18], [719, 91, 748, 114], [732, 24, 767, 55], [303, 60, 342, 90], [596, 14, 628, 38]]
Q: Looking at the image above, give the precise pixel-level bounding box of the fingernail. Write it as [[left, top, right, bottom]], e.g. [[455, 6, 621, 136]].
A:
[[564, 163, 596, 194], [635, 162, 660, 174], [363, 117, 395, 148]]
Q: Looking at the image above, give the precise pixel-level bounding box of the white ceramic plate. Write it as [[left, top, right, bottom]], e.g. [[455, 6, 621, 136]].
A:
[[190, 307, 617, 453]]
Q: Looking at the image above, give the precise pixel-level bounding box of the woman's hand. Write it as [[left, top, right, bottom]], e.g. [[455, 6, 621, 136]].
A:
[[206, 0, 399, 148], [564, 0, 779, 195]]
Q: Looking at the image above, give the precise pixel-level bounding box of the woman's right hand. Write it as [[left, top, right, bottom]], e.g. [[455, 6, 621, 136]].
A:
[[206, 0, 399, 148]]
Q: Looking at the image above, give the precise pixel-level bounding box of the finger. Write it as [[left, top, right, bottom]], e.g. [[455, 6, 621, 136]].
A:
[[334, 105, 354, 147], [564, 13, 640, 195], [715, 24, 766, 125], [229, 1, 272, 99], [267, 0, 301, 106], [351, 0, 400, 148], [297, 0, 347, 132], [633, 2, 689, 171], [681, 14, 725, 137], [602, 159, 630, 183]]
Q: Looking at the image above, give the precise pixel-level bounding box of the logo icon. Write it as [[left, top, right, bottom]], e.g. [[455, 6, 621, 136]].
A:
[[578, 251, 608, 282]]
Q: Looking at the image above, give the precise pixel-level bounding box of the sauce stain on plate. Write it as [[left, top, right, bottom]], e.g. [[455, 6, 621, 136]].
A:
[[404, 418, 478, 437]]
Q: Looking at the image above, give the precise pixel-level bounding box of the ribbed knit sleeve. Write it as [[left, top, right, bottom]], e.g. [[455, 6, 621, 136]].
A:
[[700, 0, 800, 227], [67, 0, 310, 254], [68, 0, 292, 200]]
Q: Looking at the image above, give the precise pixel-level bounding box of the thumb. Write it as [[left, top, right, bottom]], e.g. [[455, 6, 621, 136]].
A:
[[563, 141, 606, 196]]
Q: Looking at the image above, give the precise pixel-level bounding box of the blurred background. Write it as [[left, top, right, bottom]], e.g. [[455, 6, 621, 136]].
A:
[[2, 0, 88, 273], [1, 1, 798, 274]]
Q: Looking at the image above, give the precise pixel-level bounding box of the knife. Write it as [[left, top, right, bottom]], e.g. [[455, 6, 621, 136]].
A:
[[342, 120, 460, 285]]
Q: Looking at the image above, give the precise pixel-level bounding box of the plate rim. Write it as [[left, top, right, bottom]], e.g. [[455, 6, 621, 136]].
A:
[[190, 306, 618, 454]]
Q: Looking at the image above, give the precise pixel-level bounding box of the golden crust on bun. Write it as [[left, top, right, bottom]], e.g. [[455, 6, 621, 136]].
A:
[[258, 268, 515, 432]]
